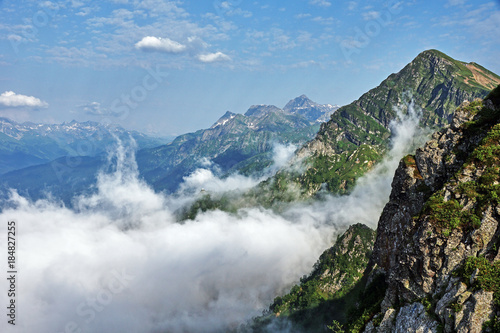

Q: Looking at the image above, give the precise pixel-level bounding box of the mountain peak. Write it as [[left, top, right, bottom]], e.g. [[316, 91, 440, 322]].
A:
[[244, 105, 282, 118], [283, 95, 315, 112], [282, 95, 339, 123], [210, 111, 237, 128], [414, 49, 500, 91]]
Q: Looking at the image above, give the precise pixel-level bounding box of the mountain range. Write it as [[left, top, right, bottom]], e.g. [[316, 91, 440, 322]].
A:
[[0, 95, 338, 203], [255, 49, 500, 204], [0, 118, 170, 174], [137, 95, 338, 192]]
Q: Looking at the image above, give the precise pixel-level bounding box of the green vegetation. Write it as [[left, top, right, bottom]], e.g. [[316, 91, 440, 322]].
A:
[[463, 256, 500, 305], [176, 193, 238, 221], [423, 193, 481, 234], [300, 144, 383, 195], [418, 86, 500, 236], [254, 224, 378, 332], [335, 273, 387, 333], [449, 302, 463, 313], [470, 124, 500, 166], [403, 154, 423, 179], [483, 316, 500, 333]]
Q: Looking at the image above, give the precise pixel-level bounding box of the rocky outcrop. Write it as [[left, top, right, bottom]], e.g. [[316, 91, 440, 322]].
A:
[[366, 86, 500, 332]]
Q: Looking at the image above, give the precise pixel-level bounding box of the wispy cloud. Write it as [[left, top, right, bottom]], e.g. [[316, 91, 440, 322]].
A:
[[362, 10, 380, 21], [197, 51, 231, 63], [309, 0, 331, 8], [446, 0, 465, 6], [434, 2, 500, 46], [0, 91, 48, 108], [77, 101, 122, 117], [135, 36, 187, 54], [312, 16, 336, 25], [294, 13, 312, 19], [219, 1, 253, 17], [347, 1, 358, 11]]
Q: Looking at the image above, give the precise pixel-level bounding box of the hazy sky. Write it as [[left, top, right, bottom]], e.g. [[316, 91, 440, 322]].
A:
[[0, 0, 499, 136]]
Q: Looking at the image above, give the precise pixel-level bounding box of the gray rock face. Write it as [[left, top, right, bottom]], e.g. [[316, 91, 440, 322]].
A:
[[394, 303, 440, 333], [365, 91, 500, 332]]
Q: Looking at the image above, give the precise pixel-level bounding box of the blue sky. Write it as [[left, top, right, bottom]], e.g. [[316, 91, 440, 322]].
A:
[[0, 0, 499, 136]]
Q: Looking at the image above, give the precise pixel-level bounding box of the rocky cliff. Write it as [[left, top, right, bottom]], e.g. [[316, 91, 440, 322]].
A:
[[248, 86, 500, 333], [366, 85, 500, 332]]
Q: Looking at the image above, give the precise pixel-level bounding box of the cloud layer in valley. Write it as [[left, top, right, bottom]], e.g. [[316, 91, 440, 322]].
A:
[[0, 101, 431, 333], [0, 141, 334, 333]]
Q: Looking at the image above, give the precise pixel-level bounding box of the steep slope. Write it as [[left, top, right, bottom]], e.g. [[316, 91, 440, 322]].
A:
[[0, 155, 106, 204], [247, 85, 500, 333], [0, 118, 168, 174], [265, 50, 500, 201], [362, 86, 500, 332], [136, 97, 337, 192], [246, 224, 377, 332]]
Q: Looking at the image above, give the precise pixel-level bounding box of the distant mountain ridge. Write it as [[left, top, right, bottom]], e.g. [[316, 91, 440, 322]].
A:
[[0, 95, 339, 203], [0, 117, 169, 174], [137, 95, 339, 192]]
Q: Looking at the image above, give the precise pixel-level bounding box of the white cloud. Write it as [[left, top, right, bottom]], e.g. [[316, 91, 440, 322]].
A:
[[0, 91, 48, 108], [179, 144, 298, 195], [75, 7, 94, 17], [197, 51, 231, 63], [270, 143, 297, 171], [70, 0, 85, 7], [447, 0, 465, 6], [0, 97, 432, 332], [362, 10, 381, 20], [347, 1, 358, 11], [295, 13, 312, 19], [309, 0, 331, 7], [180, 168, 261, 194], [0, 141, 335, 333], [312, 16, 335, 25], [39, 1, 60, 11], [135, 36, 187, 54], [77, 101, 121, 117], [218, 2, 253, 17]]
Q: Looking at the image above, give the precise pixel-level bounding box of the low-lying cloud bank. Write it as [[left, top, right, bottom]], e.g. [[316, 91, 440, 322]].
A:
[[0, 101, 430, 333], [0, 144, 334, 333]]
